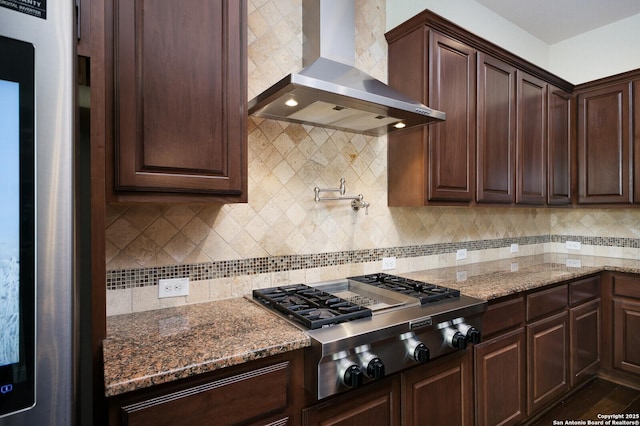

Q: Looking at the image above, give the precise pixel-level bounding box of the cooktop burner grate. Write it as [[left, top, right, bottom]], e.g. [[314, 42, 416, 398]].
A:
[[347, 273, 460, 304], [252, 284, 372, 329]]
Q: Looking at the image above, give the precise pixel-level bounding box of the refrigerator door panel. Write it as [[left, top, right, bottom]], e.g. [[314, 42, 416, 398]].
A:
[[0, 2, 75, 425]]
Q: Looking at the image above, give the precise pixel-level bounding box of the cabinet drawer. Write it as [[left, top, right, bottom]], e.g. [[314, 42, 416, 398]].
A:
[[527, 284, 568, 322], [613, 275, 640, 299], [121, 362, 290, 426], [569, 276, 601, 306], [483, 296, 525, 337]]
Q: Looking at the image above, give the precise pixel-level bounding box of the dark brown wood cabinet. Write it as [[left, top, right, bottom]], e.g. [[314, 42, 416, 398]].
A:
[[547, 86, 573, 205], [386, 11, 572, 207], [474, 280, 600, 423], [577, 82, 632, 204], [402, 349, 473, 426], [387, 27, 476, 206], [569, 276, 601, 386], [635, 80, 640, 203], [527, 311, 569, 416], [570, 298, 601, 386], [610, 274, 640, 376], [476, 53, 517, 204], [110, 0, 247, 201], [526, 284, 569, 415], [474, 295, 526, 426], [77, 0, 91, 56], [109, 351, 304, 426], [428, 31, 477, 203], [613, 299, 640, 375], [303, 378, 401, 426], [475, 328, 526, 426], [516, 72, 548, 205]]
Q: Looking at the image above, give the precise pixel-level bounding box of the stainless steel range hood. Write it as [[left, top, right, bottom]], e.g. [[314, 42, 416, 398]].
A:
[[248, 0, 445, 136]]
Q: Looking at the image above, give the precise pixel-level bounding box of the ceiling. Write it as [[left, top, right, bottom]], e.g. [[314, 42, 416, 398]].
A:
[[476, 0, 640, 44]]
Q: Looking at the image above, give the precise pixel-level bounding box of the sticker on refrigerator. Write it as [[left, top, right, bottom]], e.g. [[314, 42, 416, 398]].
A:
[[0, 0, 47, 20]]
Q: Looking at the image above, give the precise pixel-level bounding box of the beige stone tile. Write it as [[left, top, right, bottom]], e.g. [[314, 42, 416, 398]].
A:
[[132, 286, 161, 313], [106, 289, 132, 316], [106, 217, 139, 250], [251, 273, 272, 290], [210, 278, 232, 300], [186, 280, 209, 304]]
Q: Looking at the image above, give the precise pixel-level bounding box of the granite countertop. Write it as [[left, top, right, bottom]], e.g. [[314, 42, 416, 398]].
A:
[[402, 253, 640, 300], [103, 253, 640, 397], [103, 297, 309, 397]]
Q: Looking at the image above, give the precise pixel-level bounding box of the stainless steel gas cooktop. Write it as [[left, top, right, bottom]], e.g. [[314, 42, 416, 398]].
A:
[[251, 273, 487, 400]]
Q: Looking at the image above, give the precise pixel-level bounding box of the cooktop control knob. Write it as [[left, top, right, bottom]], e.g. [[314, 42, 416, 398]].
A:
[[466, 327, 481, 344], [443, 326, 468, 350], [451, 331, 468, 349], [342, 365, 363, 388], [356, 347, 385, 380], [414, 342, 430, 363], [401, 334, 431, 363], [366, 357, 386, 380], [456, 322, 481, 344]]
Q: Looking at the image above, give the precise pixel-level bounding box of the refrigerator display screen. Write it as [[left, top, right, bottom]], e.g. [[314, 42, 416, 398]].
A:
[[0, 34, 35, 418]]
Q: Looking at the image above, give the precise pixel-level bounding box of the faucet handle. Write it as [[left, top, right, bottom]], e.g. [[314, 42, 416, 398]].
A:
[[351, 195, 370, 215]]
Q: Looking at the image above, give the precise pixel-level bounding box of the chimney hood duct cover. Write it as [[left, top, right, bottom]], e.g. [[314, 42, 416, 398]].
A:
[[248, 0, 445, 136]]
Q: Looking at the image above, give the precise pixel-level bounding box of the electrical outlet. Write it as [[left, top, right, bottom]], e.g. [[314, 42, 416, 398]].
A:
[[566, 259, 582, 268], [382, 257, 397, 270], [511, 243, 519, 253], [566, 241, 582, 251], [158, 277, 190, 298], [456, 249, 467, 260]]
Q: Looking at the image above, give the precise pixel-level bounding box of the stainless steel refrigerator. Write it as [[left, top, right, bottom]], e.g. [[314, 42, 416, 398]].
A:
[[0, 1, 77, 425]]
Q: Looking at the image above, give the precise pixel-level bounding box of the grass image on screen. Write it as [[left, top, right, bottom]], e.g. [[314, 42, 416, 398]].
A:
[[0, 78, 20, 367]]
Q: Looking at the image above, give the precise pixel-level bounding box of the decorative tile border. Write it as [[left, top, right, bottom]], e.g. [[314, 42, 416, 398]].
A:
[[550, 234, 640, 248], [105, 234, 640, 290]]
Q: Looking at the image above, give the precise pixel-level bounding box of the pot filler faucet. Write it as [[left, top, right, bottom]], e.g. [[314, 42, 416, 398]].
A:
[[314, 178, 370, 214]]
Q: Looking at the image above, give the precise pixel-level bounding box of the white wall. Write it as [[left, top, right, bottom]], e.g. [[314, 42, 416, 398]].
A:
[[549, 13, 640, 84], [386, 0, 550, 70], [386, 0, 640, 84]]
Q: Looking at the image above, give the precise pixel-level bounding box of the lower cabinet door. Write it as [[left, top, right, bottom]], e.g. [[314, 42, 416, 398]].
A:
[[527, 311, 569, 415], [570, 298, 601, 386], [302, 378, 401, 426], [402, 350, 473, 426], [474, 327, 526, 426], [613, 298, 640, 375]]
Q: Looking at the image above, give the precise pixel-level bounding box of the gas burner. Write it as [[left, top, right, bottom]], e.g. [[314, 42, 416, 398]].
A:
[[253, 284, 372, 329], [348, 273, 460, 305]]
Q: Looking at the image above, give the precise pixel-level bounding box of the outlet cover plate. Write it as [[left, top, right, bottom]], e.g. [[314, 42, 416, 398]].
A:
[[566, 241, 582, 251], [382, 257, 397, 270], [159, 277, 190, 298], [456, 249, 467, 260]]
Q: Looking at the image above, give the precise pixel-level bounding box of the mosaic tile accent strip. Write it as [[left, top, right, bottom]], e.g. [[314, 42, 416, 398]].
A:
[[551, 234, 640, 248], [106, 235, 552, 290]]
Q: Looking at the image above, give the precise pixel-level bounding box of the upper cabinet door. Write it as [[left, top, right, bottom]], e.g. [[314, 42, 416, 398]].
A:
[[114, 0, 247, 200], [477, 53, 517, 204], [577, 82, 632, 204], [516, 72, 547, 205], [428, 32, 477, 202], [548, 87, 573, 205], [634, 80, 640, 204]]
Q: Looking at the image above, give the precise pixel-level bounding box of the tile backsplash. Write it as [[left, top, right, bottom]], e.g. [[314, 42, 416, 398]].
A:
[[105, 0, 640, 316]]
